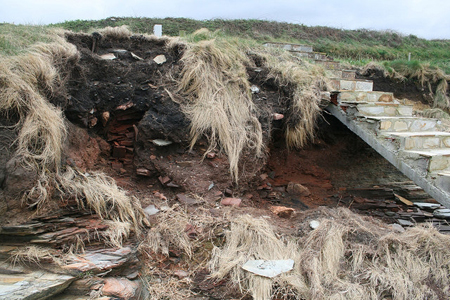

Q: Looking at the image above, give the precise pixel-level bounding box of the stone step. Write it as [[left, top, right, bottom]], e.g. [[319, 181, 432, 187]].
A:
[[315, 60, 341, 70], [292, 51, 329, 60], [263, 42, 313, 53], [336, 91, 394, 103], [382, 131, 450, 150], [326, 69, 356, 80], [331, 78, 373, 91], [402, 149, 450, 173], [361, 116, 441, 132], [355, 103, 413, 117]]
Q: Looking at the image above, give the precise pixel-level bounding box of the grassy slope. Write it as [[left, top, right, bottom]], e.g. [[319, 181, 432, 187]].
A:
[[49, 17, 450, 73]]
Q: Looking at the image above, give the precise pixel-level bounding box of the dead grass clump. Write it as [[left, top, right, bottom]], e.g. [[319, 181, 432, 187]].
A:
[[98, 25, 133, 39], [141, 204, 222, 259], [56, 167, 145, 231], [140, 267, 194, 300], [177, 30, 263, 181], [255, 48, 330, 148], [10, 245, 64, 266], [209, 207, 450, 300]]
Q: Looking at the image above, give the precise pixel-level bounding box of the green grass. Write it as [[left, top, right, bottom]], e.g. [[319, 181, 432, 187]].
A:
[[2, 17, 450, 78], [49, 17, 450, 65], [0, 23, 56, 56]]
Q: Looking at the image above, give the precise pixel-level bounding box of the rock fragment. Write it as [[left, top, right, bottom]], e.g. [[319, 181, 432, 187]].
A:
[[270, 206, 295, 218], [221, 198, 242, 207]]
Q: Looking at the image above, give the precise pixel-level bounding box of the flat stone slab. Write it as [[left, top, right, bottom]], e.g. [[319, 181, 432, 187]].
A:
[[63, 247, 133, 273], [0, 268, 74, 300]]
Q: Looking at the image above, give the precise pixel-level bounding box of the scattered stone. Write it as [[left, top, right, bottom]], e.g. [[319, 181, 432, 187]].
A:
[[206, 152, 216, 159], [177, 194, 199, 206], [224, 189, 233, 196], [260, 173, 268, 180], [158, 176, 171, 185], [221, 198, 242, 207], [152, 139, 172, 146], [89, 117, 98, 128], [433, 209, 450, 219], [101, 111, 110, 126], [208, 182, 214, 190], [130, 52, 143, 61], [250, 85, 260, 94], [177, 161, 193, 167], [174, 270, 190, 279], [150, 155, 157, 160], [414, 202, 441, 210], [390, 223, 405, 233], [394, 194, 413, 206], [153, 55, 167, 64], [286, 182, 311, 197], [309, 220, 320, 229], [166, 182, 180, 188], [270, 206, 295, 218], [136, 168, 151, 177], [116, 101, 134, 110], [100, 53, 116, 60], [126, 271, 139, 280], [144, 205, 160, 216], [153, 192, 167, 201], [272, 113, 284, 120], [242, 259, 294, 278], [398, 219, 414, 226], [101, 277, 139, 300]]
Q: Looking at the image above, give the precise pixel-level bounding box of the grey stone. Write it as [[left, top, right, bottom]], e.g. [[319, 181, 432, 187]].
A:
[[0, 270, 74, 300]]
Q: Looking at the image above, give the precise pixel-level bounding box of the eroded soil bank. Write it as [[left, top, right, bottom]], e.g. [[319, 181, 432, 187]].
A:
[[1, 31, 448, 300]]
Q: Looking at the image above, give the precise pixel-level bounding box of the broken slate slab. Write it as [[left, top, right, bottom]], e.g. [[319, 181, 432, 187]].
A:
[[63, 247, 133, 273], [433, 209, 450, 219], [242, 259, 294, 278], [414, 202, 441, 210], [0, 269, 74, 300], [398, 219, 414, 226]]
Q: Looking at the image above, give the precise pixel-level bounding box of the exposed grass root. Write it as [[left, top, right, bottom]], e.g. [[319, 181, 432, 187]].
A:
[[210, 207, 450, 300], [362, 60, 450, 109], [56, 167, 145, 232], [0, 36, 145, 246], [176, 30, 263, 181], [254, 48, 330, 149]]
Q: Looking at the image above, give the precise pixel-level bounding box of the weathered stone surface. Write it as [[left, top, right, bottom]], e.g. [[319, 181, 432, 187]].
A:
[[286, 182, 311, 197], [101, 277, 139, 300], [0, 269, 74, 300], [63, 247, 133, 273]]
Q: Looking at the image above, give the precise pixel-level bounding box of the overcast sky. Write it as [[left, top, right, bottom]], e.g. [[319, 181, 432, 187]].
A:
[[1, 0, 449, 39]]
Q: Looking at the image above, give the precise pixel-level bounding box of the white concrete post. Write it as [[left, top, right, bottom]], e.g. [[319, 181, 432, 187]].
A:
[[408, 52, 411, 61], [153, 24, 162, 37]]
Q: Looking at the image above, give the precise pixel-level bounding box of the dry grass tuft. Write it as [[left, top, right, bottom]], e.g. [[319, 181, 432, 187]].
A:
[[255, 48, 330, 149], [177, 31, 263, 181], [0, 37, 145, 247], [141, 204, 222, 259], [56, 167, 145, 231], [10, 245, 64, 266], [140, 267, 194, 300], [98, 25, 133, 39], [210, 207, 450, 300]]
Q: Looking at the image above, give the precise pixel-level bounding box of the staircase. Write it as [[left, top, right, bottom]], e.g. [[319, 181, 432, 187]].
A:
[[265, 42, 450, 208]]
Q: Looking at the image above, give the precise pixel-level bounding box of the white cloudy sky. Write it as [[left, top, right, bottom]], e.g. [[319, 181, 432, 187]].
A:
[[1, 0, 449, 39]]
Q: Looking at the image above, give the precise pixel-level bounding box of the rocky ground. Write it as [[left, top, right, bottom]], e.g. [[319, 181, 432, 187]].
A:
[[1, 31, 449, 300]]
